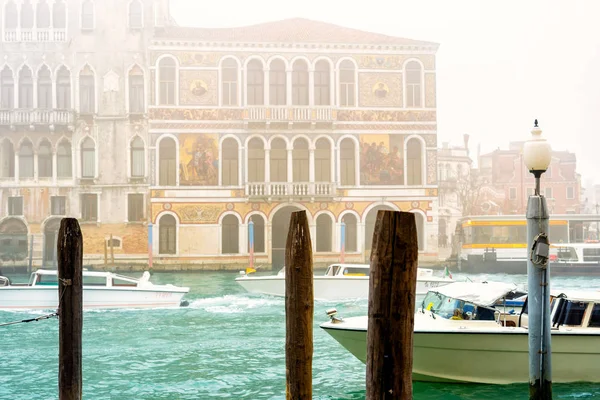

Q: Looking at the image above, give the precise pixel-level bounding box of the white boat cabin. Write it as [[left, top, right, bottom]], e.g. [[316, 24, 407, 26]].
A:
[[22, 269, 152, 288], [324, 264, 370, 277]]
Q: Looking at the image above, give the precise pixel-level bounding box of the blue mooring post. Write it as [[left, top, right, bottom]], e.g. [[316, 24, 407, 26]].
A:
[[524, 120, 552, 400]]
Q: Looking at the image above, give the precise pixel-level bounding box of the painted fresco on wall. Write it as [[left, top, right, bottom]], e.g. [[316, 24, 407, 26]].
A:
[[359, 73, 402, 107], [179, 70, 217, 106], [179, 134, 219, 186], [359, 135, 404, 185]]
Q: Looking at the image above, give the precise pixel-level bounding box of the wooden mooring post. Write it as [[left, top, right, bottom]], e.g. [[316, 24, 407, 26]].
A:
[[366, 210, 418, 400], [57, 218, 83, 400], [285, 211, 313, 400]]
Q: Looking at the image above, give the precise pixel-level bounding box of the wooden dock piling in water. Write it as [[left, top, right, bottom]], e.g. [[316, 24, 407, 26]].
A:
[[285, 210, 314, 400], [57, 218, 83, 400], [366, 210, 418, 400]]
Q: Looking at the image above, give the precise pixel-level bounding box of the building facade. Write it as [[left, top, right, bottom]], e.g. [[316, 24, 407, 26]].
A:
[[0, 3, 440, 270], [148, 18, 440, 269], [0, 0, 168, 269], [477, 142, 581, 215]]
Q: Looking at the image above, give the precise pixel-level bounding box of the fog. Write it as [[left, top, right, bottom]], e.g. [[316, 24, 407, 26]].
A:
[[173, 0, 600, 182]]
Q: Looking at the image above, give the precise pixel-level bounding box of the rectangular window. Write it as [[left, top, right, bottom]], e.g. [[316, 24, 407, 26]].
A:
[[406, 83, 421, 108], [81, 194, 98, 222], [79, 75, 95, 114], [38, 82, 52, 109], [1, 83, 14, 109], [57, 78, 71, 109], [8, 196, 23, 216], [127, 194, 144, 222], [129, 75, 145, 113], [566, 186, 574, 200], [51, 196, 66, 215], [509, 187, 517, 200], [222, 159, 238, 186], [545, 187, 553, 199]]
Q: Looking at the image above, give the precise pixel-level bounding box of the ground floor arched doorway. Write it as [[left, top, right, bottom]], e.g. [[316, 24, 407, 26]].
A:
[[364, 205, 395, 253], [0, 218, 28, 264], [271, 206, 301, 269], [43, 218, 61, 266]]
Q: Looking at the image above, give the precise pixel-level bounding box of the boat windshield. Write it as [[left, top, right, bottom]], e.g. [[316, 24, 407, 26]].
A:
[[421, 291, 497, 321], [32, 273, 58, 286], [342, 267, 369, 276]]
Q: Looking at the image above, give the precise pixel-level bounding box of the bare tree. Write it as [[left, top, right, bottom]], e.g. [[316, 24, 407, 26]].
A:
[[456, 169, 484, 216]]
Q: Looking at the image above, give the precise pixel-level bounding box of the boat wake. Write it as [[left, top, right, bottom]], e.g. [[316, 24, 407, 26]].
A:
[[187, 294, 284, 314]]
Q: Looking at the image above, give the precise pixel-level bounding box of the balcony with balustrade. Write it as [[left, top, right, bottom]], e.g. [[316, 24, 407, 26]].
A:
[[0, 109, 75, 132], [245, 181, 336, 200], [243, 106, 335, 128], [3, 28, 67, 43]]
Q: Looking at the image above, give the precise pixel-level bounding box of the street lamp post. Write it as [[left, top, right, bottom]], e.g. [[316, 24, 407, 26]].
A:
[[522, 119, 552, 400]]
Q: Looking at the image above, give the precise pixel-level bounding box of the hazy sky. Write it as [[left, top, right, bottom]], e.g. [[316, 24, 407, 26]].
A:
[[170, 0, 600, 186]]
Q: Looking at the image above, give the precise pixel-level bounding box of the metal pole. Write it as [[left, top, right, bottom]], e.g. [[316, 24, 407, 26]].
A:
[[248, 220, 254, 272], [148, 222, 153, 270], [527, 173, 552, 400]]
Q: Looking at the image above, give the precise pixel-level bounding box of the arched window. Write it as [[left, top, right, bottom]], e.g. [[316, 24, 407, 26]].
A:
[[292, 60, 308, 106], [315, 138, 331, 182], [37, 66, 52, 109], [159, 138, 176, 186], [221, 138, 238, 186], [81, 137, 95, 178], [36, 0, 51, 29], [292, 138, 309, 182], [0, 140, 15, 178], [20, 0, 34, 30], [248, 215, 265, 253], [339, 60, 355, 107], [340, 138, 356, 186], [158, 57, 176, 105], [79, 66, 95, 114], [4, 2, 18, 30], [57, 141, 72, 178], [128, 0, 143, 29], [18, 67, 33, 108], [222, 215, 239, 254], [414, 212, 425, 251], [56, 66, 71, 109], [316, 214, 333, 252], [158, 214, 176, 254], [128, 65, 144, 113], [221, 59, 238, 106], [270, 138, 287, 182], [52, 0, 66, 29], [406, 138, 423, 185], [405, 61, 422, 108], [38, 141, 52, 178], [247, 138, 265, 182], [19, 141, 34, 178], [247, 60, 264, 106], [81, 0, 94, 30], [1, 67, 14, 109], [130, 137, 145, 177], [342, 213, 358, 252], [439, 218, 447, 248], [269, 59, 286, 106], [314, 60, 330, 106]]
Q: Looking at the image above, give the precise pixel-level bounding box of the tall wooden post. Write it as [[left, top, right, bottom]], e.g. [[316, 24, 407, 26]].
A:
[[366, 210, 418, 400], [57, 218, 83, 400], [285, 211, 313, 400], [104, 240, 108, 267], [109, 234, 115, 267]]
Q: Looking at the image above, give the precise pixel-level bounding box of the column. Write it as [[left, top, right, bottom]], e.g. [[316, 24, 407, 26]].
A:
[[14, 153, 19, 183], [240, 223, 248, 254], [263, 67, 270, 106], [52, 151, 57, 185], [238, 145, 243, 186], [309, 148, 315, 195], [218, 143, 223, 186], [264, 149, 270, 183], [329, 67, 335, 106], [287, 148, 293, 183], [33, 152, 38, 181], [330, 145, 336, 184], [354, 143, 360, 186]]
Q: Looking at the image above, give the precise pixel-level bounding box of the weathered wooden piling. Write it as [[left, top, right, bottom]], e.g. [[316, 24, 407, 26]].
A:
[[110, 234, 115, 266], [285, 211, 313, 400], [57, 218, 83, 400], [366, 210, 418, 400]]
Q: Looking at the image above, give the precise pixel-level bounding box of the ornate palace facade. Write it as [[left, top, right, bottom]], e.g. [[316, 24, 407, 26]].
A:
[[148, 18, 440, 269]]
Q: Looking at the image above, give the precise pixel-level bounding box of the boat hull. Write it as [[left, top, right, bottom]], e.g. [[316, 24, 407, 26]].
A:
[[236, 275, 451, 300], [321, 325, 600, 384], [0, 286, 188, 310], [459, 257, 600, 276]]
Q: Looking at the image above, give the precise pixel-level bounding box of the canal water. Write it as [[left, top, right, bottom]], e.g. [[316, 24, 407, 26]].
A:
[[1, 270, 600, 399]]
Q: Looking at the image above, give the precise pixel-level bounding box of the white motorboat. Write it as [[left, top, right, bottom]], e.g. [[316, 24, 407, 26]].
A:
[[0, 269, 190, 310], [235, 263, 453, 301], [320, 281, 600, 384]]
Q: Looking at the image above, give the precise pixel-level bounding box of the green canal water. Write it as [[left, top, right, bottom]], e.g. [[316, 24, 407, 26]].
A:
[[1, 271, 600, 399]]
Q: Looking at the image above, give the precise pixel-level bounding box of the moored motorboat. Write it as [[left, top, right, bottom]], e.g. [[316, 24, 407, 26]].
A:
[[0, 269, 190, 310], [235, 263, 453, 301], [320, 281, 600, 384]]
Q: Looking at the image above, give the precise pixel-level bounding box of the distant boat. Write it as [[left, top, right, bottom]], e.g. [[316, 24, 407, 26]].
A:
[[0, 269, 190, 310], [235, 263, 453, 301], [321, 281, 600, 384]]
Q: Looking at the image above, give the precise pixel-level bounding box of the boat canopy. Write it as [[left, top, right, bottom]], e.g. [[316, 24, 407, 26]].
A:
[[432, 282, 519, 307]]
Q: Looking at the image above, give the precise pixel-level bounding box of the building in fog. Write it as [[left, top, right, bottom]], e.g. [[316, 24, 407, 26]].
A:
[[0, 0, 168, 268], [437, 135, 473, 253], [476, 142, 581, 215], [148, 18, 441, 269]]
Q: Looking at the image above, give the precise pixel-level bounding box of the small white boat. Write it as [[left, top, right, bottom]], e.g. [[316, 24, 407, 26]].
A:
[[320, 282, 600, 384], [235, 263, 453, 301], [0, 269, 190, 310]]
